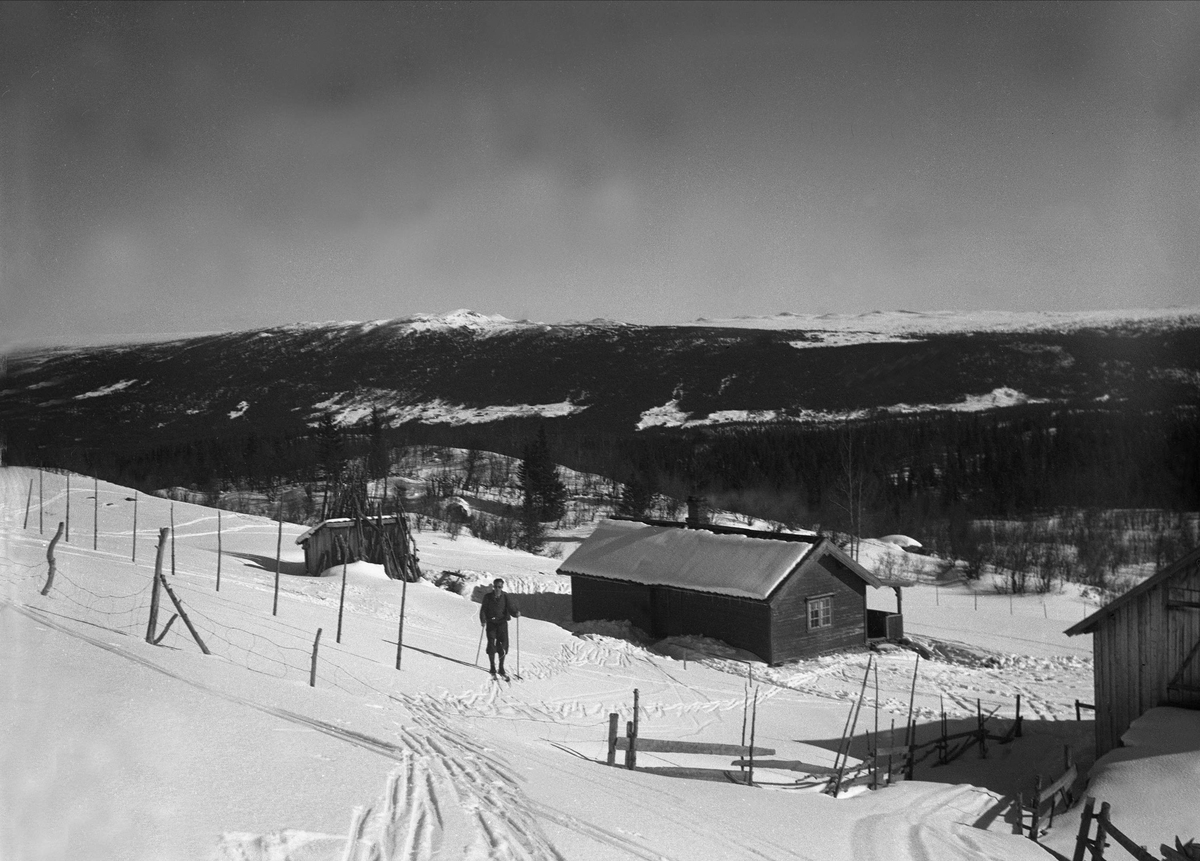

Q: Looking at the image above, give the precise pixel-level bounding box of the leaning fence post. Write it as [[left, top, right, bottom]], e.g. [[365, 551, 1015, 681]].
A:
[[156, 570, 210, 655], [23, 478, 33, 529], [310, 628, 322, 687], [40, 522, 65, 596], [145, 528, 167, 642]]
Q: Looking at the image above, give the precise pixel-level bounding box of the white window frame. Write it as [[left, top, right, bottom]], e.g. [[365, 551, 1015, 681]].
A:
[[807, 594, 833, 630]]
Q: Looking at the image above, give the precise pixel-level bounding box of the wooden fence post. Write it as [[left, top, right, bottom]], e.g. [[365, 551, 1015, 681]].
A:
[[607, 713, 619, 766], [1092, 802, 1110, 861], [145, 528, 167, 642], [1016, 694, 1023, 737], [748, 687, 758, 786], [1072, 797, 1096, 861], [65, 472, 71, 542], [395, 556, 408, 671], [336, 545, 348, 644], [93, 475, 99, 550], [215, 508, 222, 591], [39, 469, 44, 534], [631, 688, 640, 769], [40, 522, 65, 596], [1029, 774, 1044, 840], [272, 506, 283, 616], [310, 628, 322, 687], [132, 491, 138, 563], [156, 569, 211, 655], [170, 503, 176, 575], [23, 478, 32, 529], [977, 699, 988, 758], [625, 721, 635, 769]]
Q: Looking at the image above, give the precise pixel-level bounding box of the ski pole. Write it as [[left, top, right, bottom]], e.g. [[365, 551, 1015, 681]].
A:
[[475, 624, 484, 666], [515, 615, 521, 679]]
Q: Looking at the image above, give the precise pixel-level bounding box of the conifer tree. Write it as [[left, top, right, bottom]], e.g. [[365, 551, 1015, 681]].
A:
[[519, 426, 567, 522]]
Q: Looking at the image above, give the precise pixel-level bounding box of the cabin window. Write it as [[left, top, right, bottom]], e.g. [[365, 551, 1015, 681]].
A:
[[807, 594, 833, 630]]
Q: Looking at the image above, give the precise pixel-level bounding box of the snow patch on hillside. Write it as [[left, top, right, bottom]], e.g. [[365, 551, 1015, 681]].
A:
[[228, 401, 249, 419], [789, 333, 919, 349], [73, 378, 137, 399], [400, 309, 528, 334], [636, 398, 691, 430], [888, 387, 1050, 414], [313, 392, 586, 426]]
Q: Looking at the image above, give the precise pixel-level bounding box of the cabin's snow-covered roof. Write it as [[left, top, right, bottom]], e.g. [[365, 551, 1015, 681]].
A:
[[295, 515, 406, 545], [559, 519, 873, 600]]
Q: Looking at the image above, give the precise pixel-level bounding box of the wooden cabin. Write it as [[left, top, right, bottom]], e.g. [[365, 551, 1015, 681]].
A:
[[1065, 547, 1200, 756], [558, 517, 883, 664], [294, 514, 421, 580]]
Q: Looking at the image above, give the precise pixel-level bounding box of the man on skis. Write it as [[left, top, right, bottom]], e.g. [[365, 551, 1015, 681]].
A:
[[480, 577, 519, 679]]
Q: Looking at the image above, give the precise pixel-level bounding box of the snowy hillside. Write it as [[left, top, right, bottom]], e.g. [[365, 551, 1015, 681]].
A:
[[4, 466, 1198, 861]]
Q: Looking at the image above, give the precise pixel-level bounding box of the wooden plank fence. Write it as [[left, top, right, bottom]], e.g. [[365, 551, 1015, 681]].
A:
[[606, 688, 774, 786], [1071, 797, 1199, 861], [1022, 745, 1076, 842], [825, 694, 1024, 796]]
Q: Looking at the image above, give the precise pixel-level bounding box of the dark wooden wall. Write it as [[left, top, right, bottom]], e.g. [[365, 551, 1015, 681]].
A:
[[768, 554, 867, 664], [570, 575, 772, 660]]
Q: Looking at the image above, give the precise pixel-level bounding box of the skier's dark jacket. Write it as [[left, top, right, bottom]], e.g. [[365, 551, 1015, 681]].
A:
[[480, 591, 519, 626]]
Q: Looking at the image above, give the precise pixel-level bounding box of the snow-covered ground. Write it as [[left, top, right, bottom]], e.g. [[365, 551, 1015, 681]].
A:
[[2, 467, 1197, 861]]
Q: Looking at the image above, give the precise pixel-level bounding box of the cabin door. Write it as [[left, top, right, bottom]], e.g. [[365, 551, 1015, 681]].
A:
[[1167, 585, 1200, 705]]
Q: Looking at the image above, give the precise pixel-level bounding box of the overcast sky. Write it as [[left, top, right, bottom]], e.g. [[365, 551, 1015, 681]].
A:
[[2, 1, 1198, 347]]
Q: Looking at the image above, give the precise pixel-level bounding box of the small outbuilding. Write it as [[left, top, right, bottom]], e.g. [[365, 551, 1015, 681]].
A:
[[558, 517, 883, 664], [1065, 546, 1200, 756], [295, 514, 421, 580]]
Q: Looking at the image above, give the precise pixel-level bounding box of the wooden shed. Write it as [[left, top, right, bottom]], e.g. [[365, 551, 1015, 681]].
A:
[[1065, 547, 1200, 756], [558, 518, 883, 664], [295, 514, 420, 580]]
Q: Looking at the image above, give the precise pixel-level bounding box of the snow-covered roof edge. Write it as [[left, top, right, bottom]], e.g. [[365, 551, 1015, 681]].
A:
[[1065, 545, 1200, 636], [295, 514, 407, 545], [558, 519, 880, 600]]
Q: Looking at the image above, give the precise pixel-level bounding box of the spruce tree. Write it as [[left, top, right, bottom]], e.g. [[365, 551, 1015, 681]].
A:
[[616, 474, 654, 518], [519, 426, 567, 522]]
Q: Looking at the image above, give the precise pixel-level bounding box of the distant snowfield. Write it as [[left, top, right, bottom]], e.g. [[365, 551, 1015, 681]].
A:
[[312, 392, 587, 426], [73, 378, 138, 399], [690, 306, 1200, 336], [3, 466, 1197, 861], [636, 387, 1048, 430]]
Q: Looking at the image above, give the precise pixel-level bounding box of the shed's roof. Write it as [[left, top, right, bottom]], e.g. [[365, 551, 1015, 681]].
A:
[[295, 515, 407, 546], [1065, 545, 1200, 636], [558, 519, 879, 600]]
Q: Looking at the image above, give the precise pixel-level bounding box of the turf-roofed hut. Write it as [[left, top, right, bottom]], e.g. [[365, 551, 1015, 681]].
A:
[[1065, 546, 1200, 757], [559, 516, 882, 665], [295, 515, 420, 580]]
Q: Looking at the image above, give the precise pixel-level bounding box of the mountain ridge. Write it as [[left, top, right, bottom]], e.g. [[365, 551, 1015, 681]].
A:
[[3, 308, 1199, 464]]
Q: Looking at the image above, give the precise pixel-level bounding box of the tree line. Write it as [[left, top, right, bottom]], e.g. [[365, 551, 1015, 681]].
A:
[[11, 404, 1198, 553]]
